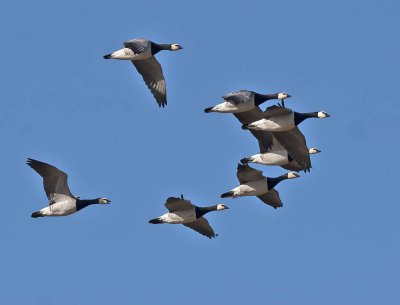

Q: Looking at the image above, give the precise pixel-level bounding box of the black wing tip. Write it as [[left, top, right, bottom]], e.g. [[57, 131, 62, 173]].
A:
[[208, 233, 218, 239], [157, 98, 167, 108], [237, 163, 248, 169], [26, 158, 36, 166]]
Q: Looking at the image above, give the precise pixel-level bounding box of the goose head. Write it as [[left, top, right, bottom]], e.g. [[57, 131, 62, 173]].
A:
[[170, 44, 183, 51], [216, 204, 229, 211], [308, 148, 321, 154], [317, 111, 330, 118], [98, 198, 111, 204], [287, 172, 300, 179], [277, 92, 291, 100]]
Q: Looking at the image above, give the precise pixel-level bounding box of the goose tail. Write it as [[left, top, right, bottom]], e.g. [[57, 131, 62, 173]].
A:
[[221, 191, 235, 198], [240, 157, 251, 164], [149, 217, 164, 224], [31, 211, 44, 218], [204, 106, 214, 113], [103, 54, 112, 59]]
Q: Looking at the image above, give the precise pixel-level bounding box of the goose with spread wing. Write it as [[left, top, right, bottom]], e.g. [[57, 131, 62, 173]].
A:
[[242, 105, 329, 131], [104, 38, 182, 107], [241, 137, 321, 172], [27, 159, 110, 218], [221, 164, 299, 209], [228, 107, 315, 171], [149, 195, 228, 238]]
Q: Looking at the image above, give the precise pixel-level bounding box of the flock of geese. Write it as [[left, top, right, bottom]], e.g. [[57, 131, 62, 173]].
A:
[[27, 38, 330, 239]]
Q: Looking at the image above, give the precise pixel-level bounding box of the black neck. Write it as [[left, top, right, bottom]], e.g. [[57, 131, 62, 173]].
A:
[[76, 198, 98, 211], [294, 112, 319, 126], [254, 93, 279, 106], [266, 174, 288, 190], [195, 205, 218, 218], [151, 43, 172, 55]]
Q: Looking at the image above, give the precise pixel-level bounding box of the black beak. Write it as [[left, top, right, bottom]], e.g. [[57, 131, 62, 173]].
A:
[[106, 199, 111, 204], [178, 46, 183, 50], [286, 94, 291, 98]]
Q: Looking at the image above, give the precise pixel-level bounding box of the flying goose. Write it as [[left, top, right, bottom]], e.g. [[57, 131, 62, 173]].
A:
[[27, 159, 111, 217], [242, 105, 330, 132], [149, 195, 229, 239], [103, 38, 183, 107], [241, 138, 321, 172], [204, 90, 290, 113], [228, 106, 314, 171], [220, 164, 299, 209]]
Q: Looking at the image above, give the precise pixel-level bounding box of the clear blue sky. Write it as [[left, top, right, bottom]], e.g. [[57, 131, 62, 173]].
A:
[[1, 0, 399, 304]]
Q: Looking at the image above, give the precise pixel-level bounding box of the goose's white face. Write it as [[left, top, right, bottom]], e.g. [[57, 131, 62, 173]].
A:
[[217, 204, 229, 210], [288, 172, 300, 179], [99, 198, 111, 204], [308, 148, 321, 154], [171, 44, 183, 51], [318, 111, 330, 118], [278, 92, 291, 100]]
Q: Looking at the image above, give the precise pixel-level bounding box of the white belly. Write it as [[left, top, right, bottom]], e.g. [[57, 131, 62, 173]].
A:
[[161, 208, 197, 224], [249, 150, 289, 166], [110, 48, 152, 60], [258, 150, 289, 165], [40, 200, 77, 216], [249, 113, 294, 131], [233, 180, 269, 197], [211, 101, 255, 113]]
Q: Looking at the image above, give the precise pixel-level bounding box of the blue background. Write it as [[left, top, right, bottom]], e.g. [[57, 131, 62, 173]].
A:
[[1, 0, 399, 304]]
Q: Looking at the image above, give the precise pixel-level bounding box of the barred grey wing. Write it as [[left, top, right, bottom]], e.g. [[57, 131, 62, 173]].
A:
[[26, 159, 74, 201], [123, 38, 150, 54], [164, 197, 193, 212], [257, 189, 283, 209], [132, 57, 167, 107], [273, 127, 311, 171], [236, 164, 264, 184], [223, 90, 254, 105], [183, 218, 217, 238]]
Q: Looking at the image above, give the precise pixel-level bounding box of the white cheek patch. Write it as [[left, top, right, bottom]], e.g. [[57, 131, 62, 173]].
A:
[[278, 93, 286, 100]]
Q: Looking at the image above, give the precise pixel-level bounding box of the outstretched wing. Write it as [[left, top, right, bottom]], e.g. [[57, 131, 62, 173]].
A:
[[183, 217, 217, 239], [257, 189, 283, 209], [123, 38, 151, 54], [164, 196, 193, 212], [262, 105, 293, 118], [132, 56, 167, 107], [258, 134, 283, 153], [234, 108, 274, 150], [223, 90, 254, 105], [27, 159, 74, 202], [237, 163, 264, 184], [273, 127, 311, 171]]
